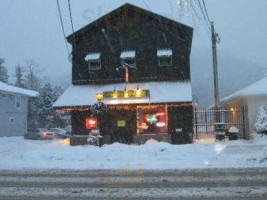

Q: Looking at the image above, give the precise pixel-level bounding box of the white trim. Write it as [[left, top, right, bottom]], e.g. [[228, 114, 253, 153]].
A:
[[157, 49, 173, 57], [120, 51, 136, 59], [85, 53, 100, 61]]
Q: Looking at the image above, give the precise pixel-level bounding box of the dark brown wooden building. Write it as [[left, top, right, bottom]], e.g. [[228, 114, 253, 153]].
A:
[[54, 3, 194, 145]]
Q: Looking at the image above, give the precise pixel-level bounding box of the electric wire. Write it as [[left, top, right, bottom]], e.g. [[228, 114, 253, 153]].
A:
[[56, 0, 70, 54], [67, 0, 75, 34], [196, 0, 211, 31], [202, 0, 211, 24]]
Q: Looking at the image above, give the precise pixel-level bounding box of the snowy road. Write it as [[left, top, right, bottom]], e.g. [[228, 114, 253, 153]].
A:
[[0, 168, 267, 200]]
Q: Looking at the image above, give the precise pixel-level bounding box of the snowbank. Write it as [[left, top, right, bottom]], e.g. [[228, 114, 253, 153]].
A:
[[0, 135, 266, 170]]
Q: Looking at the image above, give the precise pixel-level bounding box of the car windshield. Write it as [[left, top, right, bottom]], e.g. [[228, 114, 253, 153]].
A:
[[39, 129, 49, 132], [50, 128, 60, 132]]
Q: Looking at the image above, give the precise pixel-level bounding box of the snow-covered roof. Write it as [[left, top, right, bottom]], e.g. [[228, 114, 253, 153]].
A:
[[221, 75, 267, 103], [157, 49, 173, 57], [85, 53, 100, 61], [120, 51, 136, 59], [0, 81, 39, 97], [53, 81, 192, 108]]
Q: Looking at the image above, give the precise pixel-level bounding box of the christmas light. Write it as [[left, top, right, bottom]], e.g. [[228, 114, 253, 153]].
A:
[[55, 103, 193, 113]]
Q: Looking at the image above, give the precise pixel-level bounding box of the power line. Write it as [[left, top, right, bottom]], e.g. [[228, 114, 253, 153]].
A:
[[202, 0, 211, 24], [195, 0, 211, 31], [141, 0, 192, 45], [56, 0, 70, 54], [67, 0, 75, 34]]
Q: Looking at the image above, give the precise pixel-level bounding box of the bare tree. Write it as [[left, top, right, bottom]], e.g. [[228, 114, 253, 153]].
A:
[[24, 60, 42, 91]]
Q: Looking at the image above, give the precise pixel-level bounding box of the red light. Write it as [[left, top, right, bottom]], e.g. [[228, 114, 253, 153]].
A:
[[86, 117, 98, 129]]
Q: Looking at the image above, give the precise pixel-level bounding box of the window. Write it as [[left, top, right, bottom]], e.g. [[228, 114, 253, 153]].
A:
[[15, 96, 21, 109], [120, 51, 136, 68], [157, 49, 173, 67], [10, 117, 15, 124], [85, 53, 101, 70], [138, 107, 168, 135]]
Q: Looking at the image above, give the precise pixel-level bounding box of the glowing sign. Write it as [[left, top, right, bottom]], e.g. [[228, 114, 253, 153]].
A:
[[104, 90, 150, 99], [156, 122, 166, 128], [117, 120, 126, 127], [86, 117, 98, 129]]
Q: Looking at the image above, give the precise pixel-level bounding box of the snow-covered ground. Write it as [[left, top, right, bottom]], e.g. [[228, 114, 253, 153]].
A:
[[0, 134, 266, 170]]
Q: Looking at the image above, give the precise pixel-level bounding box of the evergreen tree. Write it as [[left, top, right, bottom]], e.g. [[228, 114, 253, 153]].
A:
[[28, 98, 40, 132], [14, 64, 26, 88], [38, 83, 55, 128], [255, 104, 267, 134], [52, 86, 68, 128], [0, 58, 9, 83]]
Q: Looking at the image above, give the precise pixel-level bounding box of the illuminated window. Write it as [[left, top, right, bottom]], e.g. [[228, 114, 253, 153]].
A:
[[157, 49, 173, 67], [85, 53, 101, 70], [138, 108, 167, 134]]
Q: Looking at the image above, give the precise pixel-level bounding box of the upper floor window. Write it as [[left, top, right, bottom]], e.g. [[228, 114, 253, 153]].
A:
[[120, 51, 136, 68], [85, 53, 101, 70], [157, 49, 173, 67], [15, 96, 21, 109]]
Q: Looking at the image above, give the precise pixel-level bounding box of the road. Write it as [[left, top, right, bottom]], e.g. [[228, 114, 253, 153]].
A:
[[0, 168, 266, 200]]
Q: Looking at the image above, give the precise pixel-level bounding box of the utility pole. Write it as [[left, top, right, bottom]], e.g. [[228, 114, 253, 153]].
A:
[[211, 22, 220, 110], [211, 22, 220, 122]]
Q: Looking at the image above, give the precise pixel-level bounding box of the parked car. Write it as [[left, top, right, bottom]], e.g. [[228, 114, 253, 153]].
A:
[[50, 128, 67, 139], [64, 125, 72, 136], [24, 128, 57, 140]]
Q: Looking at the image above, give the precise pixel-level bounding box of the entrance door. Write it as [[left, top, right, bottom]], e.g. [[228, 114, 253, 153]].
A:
[[107, 110, 136, 144]]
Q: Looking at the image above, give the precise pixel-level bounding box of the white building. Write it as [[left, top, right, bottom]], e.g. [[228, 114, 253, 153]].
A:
[[220, 75, 267, 133]]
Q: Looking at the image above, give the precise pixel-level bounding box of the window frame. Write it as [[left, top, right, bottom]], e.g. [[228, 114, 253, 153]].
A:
[[85, 53, 101, 71], [120, 51, 136, 68], [88, 59, 101, 71], [157, 49, 173, 67]]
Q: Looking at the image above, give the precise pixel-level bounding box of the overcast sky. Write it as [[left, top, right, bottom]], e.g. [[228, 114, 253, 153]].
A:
[[0, 0, 267, 82]]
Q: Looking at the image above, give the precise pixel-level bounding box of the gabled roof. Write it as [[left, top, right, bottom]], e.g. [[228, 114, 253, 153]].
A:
[[221, 75, 267, 103], [0, 81, 39, 97], [67, 3, 193, 42]]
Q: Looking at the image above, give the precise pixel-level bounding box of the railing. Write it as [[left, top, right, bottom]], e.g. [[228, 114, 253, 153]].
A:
[[194, 107, 249, 139]]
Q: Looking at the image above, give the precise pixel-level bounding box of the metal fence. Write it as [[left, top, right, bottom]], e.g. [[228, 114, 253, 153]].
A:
[[193, 107, 249, 139]]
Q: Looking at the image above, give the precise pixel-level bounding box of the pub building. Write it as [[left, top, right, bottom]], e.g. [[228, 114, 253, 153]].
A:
[[53, 3, 194, 145]]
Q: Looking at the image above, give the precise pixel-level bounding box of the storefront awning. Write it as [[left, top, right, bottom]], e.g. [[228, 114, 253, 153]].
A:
[[53, 81, 192, 108]]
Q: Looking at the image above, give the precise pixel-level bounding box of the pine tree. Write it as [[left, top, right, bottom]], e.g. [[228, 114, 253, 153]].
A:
[[28, 98, 40, 132], [38, 83, 55, 128], [255, 104, 267, 134], [52, 86, 68, 128], [0, 58, 9, 83], [14, 64, 26, 88]]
